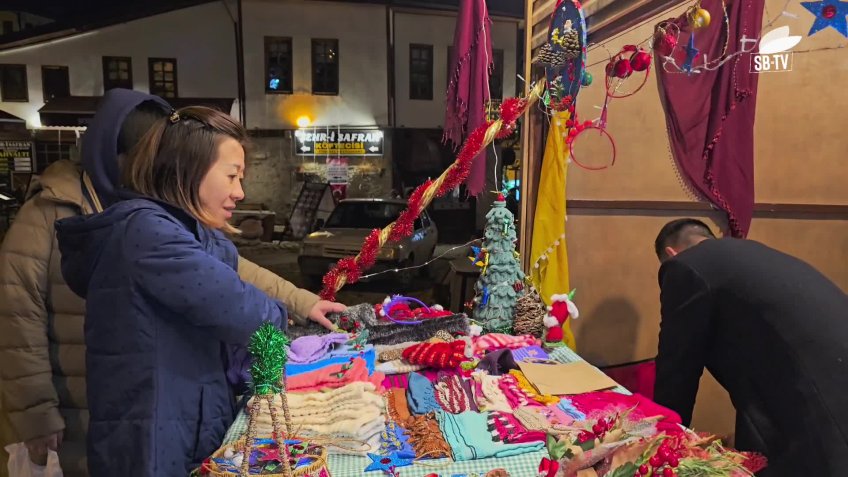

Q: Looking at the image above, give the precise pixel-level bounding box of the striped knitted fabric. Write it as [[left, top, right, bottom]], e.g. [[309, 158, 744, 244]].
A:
[[498, 373, 535, 409], [473, 333, 540, 355], [487, 411, 547, 444], [402, 340, 467, 369], [433, 374, 471, 414]]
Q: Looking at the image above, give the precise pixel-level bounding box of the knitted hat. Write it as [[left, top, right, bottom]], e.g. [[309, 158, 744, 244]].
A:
[[402, 340, 467, 369], [475, 348, 518, 376], [287, 333, 350, 364]]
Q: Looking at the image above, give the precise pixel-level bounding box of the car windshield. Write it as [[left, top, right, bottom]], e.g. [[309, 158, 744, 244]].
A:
[[325, 202, 404, 229]]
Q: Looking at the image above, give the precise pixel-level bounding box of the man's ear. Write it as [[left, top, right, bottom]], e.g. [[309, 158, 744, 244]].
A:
[[664, 246, 678, 258]]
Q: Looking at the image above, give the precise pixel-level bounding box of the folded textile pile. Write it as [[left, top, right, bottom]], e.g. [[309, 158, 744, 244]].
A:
[[250, 381, 387, 455], [471, 371, 512, 412], [286, 357, 384, 393], [513, 405, 576, 435], [487, 411, 547, 443], [287, 344, 376, 377], [437, 411, 544, 461], [375, 341, 426, 375]]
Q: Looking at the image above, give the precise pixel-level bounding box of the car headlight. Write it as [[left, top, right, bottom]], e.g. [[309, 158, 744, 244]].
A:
[[301, 243, 323, 256], [377, 247, 396, 259]]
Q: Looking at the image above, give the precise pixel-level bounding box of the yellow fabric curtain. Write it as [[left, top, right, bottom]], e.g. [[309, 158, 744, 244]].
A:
[[529, 110, 575, 350]]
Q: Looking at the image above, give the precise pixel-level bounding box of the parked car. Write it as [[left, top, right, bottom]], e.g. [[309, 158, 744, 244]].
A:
[[298, 198, 438, 286]]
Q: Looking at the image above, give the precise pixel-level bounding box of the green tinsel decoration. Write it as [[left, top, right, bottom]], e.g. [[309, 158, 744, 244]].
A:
[[248, 322, 290, 396]]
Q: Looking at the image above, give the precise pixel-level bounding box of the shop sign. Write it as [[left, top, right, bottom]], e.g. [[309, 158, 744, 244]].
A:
[[0, 140, 32, 173], [294, 129, 383, 156]]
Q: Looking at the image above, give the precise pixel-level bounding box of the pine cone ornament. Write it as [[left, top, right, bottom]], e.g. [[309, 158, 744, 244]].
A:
[[533, 43, 570, 68], [556, 28, 581, 60], [512, 289, 547, 337]]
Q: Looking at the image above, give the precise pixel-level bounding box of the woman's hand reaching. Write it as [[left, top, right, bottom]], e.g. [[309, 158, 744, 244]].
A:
[[307, 300, 347, 331]]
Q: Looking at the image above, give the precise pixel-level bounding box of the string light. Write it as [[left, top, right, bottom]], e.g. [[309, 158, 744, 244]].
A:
[[357, 238, 483, 281]]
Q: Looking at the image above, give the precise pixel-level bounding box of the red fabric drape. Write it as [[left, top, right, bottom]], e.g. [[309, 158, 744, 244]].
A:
[[656, 0, 765, 237], [443, 0, 493, 196]]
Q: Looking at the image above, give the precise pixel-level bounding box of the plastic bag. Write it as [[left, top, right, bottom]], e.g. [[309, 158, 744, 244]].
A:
[[4, 443, 63, 477]]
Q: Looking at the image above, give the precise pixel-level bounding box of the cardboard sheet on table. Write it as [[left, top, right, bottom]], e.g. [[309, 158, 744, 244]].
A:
[[517, 360, 618, 395]]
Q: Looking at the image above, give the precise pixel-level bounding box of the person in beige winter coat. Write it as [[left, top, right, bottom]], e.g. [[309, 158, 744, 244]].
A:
[[0, 90, 343, 476]]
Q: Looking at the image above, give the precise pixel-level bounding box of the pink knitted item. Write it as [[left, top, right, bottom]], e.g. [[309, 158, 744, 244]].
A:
[[488, 411, 547, 444], [287, 358, 385, 393], [498, 373, 536, 409], [473, 333, 539, 355]]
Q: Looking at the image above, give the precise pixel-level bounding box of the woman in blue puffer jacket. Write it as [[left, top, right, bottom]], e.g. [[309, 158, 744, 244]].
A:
[[56, 107, 282, 477]]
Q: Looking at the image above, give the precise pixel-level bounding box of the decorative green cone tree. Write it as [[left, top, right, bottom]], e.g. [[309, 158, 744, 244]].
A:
[[473, 194, 526, 332]]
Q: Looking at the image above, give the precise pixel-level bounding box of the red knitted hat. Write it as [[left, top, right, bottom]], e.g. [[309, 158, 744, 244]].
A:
[[402, 340, 467, 369]]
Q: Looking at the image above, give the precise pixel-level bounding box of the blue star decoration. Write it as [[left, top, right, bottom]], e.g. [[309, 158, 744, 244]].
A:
[[364, 452, 414, 472], [802, 0, 848, 37], [683, 33, 699, 73]]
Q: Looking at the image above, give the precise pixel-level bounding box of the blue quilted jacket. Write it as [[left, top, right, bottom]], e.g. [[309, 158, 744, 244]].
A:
[[56, 197, 286, 476]]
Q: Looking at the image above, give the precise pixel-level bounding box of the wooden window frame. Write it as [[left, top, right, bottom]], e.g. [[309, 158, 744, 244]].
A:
[[102, 56, 133, 91], [409, 43, 433, 101], [148, 57, 178, 98], [264, 36, 293, 94], [0, 64, 28, 102], [311, 38, 339, 96]]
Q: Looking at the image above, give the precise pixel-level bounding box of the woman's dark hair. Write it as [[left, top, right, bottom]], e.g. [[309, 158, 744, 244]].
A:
[[117, 100, 170, 156], [121, 106, 248, 232]]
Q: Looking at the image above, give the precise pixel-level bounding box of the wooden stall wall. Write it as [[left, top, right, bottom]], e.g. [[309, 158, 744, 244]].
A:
[[531, 0, 848, 439]]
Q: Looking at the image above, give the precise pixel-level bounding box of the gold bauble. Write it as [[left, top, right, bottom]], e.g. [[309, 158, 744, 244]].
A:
[[690, 8, 711, 30]]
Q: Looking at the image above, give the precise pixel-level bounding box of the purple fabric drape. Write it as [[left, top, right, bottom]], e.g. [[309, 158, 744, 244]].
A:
[[444, 0, 493, 196], [656, 0, 765, 237]]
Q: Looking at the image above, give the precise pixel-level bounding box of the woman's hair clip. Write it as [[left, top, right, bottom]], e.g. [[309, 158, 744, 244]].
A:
[[169, 110, 181, 124]]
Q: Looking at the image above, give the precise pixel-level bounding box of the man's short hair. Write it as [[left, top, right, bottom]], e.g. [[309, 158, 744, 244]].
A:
[[654, 218, 716, 259]]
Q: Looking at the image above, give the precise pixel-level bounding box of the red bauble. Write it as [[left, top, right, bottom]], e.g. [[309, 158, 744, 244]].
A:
[[822, 4, 837, 18], [653, 32, 678, 57], [629, 50, 652, 72], [613, 59, 633, 79]]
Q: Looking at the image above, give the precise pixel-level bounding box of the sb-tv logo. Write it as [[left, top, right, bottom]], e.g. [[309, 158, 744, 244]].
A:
[[751, 26, 802, 73]]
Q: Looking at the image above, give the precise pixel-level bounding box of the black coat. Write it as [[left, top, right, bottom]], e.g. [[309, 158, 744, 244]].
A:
[[654, 238, 848, 476]]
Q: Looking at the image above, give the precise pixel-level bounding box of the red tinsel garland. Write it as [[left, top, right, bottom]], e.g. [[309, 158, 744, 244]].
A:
[[319, 95, 531, 301]]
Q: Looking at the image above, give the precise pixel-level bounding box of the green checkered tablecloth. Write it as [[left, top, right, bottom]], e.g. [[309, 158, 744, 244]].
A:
[[222, 345, 626, 476]]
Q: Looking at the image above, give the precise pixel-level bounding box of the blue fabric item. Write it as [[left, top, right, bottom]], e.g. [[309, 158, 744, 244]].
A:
[[285, 345, 376, 377], [437, 411, 544, 461], [406, 372, 441, 414], [557, 398, 586, 420], [56, 197, 287, 477], [80, 88, 170, 208], [511, 345, 549, 362]]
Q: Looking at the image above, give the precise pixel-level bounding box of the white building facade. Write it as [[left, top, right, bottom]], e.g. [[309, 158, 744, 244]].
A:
[[0, 0, 519, 224]]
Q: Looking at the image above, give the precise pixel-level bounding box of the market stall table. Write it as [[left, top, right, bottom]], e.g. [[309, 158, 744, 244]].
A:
[[222, 346, 630, 476]]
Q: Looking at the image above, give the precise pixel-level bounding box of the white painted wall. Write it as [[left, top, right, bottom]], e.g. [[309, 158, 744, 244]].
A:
[[0, 3, 237, 127], [394, 12, 518, 129], [242, 0, 389, 129]]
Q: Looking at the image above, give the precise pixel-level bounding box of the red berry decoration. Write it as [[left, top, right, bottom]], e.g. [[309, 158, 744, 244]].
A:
[[613, 59, 633, 79], [662, 468, 676, 477], [653, 31, 678, 57], [668, 455, 679, 468], [639, 465, 649, 475], [649, 455, 662, 468], [629, 50, 652, 72]]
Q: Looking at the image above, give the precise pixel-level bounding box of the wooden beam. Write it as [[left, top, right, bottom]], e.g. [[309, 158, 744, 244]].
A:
[[564, 200, 848, 219], [519, 0, 537, 270]]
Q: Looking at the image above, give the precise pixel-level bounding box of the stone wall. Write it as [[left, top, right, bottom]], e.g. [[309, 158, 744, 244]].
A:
[[244, 133, 393, 223]]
